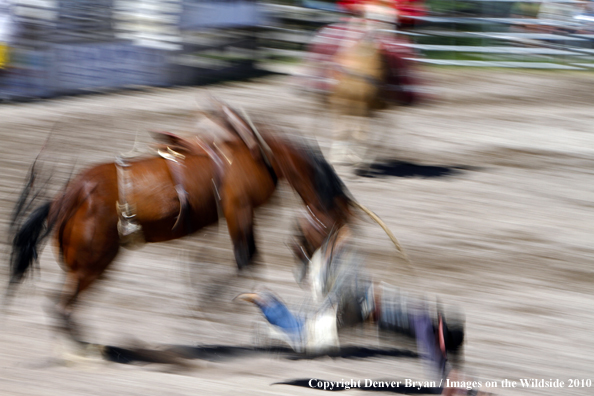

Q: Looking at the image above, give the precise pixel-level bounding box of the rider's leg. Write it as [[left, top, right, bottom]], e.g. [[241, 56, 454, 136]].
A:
[[336, 281, 464, 380]]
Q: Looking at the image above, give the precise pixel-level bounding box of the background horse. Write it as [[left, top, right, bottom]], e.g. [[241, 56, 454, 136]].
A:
[[7, 102, 353, 345], [301, 23, 423, 165]]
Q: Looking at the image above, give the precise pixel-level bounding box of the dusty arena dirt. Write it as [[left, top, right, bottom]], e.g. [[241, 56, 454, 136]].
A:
[[0, 68, 593, 396]]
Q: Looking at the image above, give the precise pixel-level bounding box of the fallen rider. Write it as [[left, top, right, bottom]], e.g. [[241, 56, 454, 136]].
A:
[[236, 225, 487, 394]]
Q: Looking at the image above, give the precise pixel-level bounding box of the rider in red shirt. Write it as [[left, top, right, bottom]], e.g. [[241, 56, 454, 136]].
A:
[[338, 0, 427, 29]]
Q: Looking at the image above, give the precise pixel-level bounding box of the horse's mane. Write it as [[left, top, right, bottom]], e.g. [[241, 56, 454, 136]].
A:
[[308, 144, 353, 212], [282, 134, 353, 212]]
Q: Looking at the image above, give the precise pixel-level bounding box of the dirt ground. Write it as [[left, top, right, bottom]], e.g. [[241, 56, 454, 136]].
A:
[[0, 68, 593, 396]]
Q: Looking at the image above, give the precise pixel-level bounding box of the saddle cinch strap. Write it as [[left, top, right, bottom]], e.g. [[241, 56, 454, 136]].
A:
[[158, 147, 192, 233], [193, 137, 226, 205], [115, 156, 145, 248], [159, 140, 227, 233]]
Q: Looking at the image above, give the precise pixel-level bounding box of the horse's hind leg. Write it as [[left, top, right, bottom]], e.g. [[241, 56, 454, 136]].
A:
[[55, 215, 120, 344], [55, 264, 116, 343], [54, 272, 94, 342]]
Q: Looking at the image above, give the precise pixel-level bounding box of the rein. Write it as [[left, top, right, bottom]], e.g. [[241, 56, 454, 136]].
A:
[[351, 201, 417, 276], [298, 198, 418, 280]]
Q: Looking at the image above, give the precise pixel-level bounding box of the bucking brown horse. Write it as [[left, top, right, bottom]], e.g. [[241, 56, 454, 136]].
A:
[[7, 101, 354, 344]]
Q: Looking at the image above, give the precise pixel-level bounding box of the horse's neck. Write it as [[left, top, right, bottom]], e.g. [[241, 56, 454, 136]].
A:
[[266, 136, 351, 227], [267, 137, 322, 207], [265, 135, 292, 180]]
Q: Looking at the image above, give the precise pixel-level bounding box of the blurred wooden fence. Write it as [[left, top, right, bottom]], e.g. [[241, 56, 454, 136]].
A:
[[258, 1, 594, 70]]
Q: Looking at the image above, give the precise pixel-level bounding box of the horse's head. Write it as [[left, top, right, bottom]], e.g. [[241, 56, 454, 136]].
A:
[[265, 136, 354, 281]]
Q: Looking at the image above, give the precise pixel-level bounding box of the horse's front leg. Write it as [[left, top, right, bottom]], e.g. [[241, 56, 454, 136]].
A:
[[349, 114, 370, 166], [223, 197, 257, 271]]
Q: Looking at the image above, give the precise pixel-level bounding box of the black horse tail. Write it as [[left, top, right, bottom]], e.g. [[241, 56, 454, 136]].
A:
[[9, 201, 53, 285]]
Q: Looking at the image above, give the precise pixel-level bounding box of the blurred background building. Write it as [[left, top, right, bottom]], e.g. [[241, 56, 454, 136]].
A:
[[0, 0, 265, 100], [0, 0, 592, 101]]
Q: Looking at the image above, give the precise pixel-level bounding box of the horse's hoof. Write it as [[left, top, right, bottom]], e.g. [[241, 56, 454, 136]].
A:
[[53, 337, 106, 368]]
